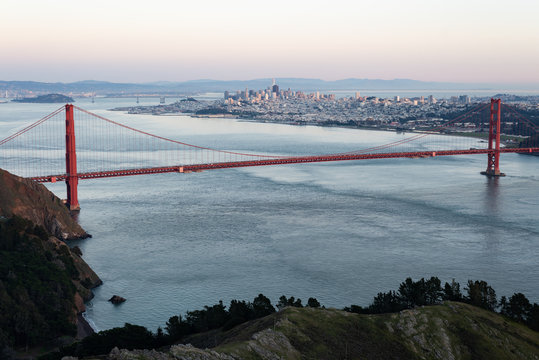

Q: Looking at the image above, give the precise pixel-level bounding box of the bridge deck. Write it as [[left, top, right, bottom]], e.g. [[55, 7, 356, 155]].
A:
[[29, 147, 539, 183]]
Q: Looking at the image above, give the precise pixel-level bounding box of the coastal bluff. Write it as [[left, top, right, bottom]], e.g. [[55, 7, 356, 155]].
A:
[[0, 168, 101, 353], [0, 168, 88, 240]]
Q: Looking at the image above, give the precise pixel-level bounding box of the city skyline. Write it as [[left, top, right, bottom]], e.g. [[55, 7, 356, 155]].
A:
[[1, 0, 539, 85]]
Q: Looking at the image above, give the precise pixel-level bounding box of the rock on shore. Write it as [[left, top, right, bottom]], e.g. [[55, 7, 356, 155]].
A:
[[109, 295, 126, 304]]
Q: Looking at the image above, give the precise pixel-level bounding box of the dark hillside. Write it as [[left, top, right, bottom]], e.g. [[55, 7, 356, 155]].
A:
[[0, 169, 101, 356]]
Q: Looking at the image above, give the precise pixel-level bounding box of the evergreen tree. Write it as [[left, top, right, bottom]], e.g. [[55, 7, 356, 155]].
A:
[[465, 280, 497, 311], [443, 279, 463, 301]]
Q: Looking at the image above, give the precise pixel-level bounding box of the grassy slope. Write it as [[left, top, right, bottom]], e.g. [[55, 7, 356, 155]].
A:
[[167, 302, 539, 360]]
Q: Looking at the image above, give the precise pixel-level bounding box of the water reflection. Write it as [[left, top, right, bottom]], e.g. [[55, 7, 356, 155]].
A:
[[483, 176, 501, 249], [484, 176, 500, 215]]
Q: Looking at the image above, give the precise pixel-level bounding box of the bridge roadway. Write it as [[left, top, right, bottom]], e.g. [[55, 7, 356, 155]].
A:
[[30, 147, 539, 183]]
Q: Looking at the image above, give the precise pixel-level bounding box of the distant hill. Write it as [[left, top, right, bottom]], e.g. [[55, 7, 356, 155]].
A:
[[3, 78, 536, 96], [12, 93, 74, 103]]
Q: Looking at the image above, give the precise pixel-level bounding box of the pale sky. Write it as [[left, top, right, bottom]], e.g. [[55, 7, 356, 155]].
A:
[[1, 0, 538, 84]]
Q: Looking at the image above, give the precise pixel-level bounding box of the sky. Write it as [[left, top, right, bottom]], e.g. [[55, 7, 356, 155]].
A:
[[1, 0, 538, 84]]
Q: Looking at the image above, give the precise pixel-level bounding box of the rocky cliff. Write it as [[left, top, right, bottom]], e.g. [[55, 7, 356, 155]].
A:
[[0, 169, 88, 240], [0, 169, 101, 352]]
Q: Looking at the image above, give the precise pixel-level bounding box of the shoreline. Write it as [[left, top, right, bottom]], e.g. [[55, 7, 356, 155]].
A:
[[117, 109, 513, 143], [77, 312, 95, 338]]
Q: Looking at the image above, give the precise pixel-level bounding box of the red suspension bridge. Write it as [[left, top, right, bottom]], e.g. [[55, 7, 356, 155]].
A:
[[0, 99, 537, 211]]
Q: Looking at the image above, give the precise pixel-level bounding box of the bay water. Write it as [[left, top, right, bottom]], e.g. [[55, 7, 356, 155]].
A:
[[0, 96, 538, 332]]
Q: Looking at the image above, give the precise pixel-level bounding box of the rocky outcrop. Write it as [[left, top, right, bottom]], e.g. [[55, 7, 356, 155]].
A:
[[45, 235, 102, 302], [109, 295, 126, 304], [0, 168, 88, 240], [107, 345, 235, 360]]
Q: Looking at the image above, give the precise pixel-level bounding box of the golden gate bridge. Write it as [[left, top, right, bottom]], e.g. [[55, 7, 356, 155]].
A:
[[0, 99, 537, 211]]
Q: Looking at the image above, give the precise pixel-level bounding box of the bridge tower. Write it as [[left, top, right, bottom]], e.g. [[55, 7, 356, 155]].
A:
[[65, 104, 80, 210], [481, 98, 505, 177]]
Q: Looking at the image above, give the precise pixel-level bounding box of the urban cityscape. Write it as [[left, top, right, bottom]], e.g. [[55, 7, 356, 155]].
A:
[[115, 80, 538, 140]]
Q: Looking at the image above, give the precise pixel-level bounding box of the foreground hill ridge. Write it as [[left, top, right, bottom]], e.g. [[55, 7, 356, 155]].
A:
[[92, 303, 539, 360]]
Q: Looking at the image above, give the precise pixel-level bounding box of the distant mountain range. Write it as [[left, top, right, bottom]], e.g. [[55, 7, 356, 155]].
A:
[[1, 78, 537, 96]]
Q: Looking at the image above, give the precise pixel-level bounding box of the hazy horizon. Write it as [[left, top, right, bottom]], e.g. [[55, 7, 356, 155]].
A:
[[2, 0, 538, 84], [2, 78, 539, 90]]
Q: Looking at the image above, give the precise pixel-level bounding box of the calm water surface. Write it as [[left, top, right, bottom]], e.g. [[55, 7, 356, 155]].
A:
[[1, 97, 538, 332]]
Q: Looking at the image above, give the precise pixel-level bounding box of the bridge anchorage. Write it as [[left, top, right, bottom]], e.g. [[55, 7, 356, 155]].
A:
[[1, 99, 538, 211]]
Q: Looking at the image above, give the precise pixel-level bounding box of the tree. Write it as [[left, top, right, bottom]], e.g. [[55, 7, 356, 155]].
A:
[[369, 291, 404, 314], [228, 300, 252, 320], [528, 303, 539, 332], [343, 305, 365, 314], [499, 296, 508, 316], [224, 300, 252, 330], [277, 295, 288, 310], [501, 293, 532, 323], [252, 294, 275, 318], [165, 315, 190, 340], [186, 301, 228, 332], [424, 277, 443, 305], [78, 323, 155, 357], [398, 277, 426, 307], [307, 297, 321, 308], [443, 279, 463, 301], [465, 280, 497, 311], [277, 295, 303, 309], [155, 327, 166, 347]]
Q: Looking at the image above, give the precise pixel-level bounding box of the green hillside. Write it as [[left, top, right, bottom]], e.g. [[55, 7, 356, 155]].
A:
[[100, 302, 539, 360]]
